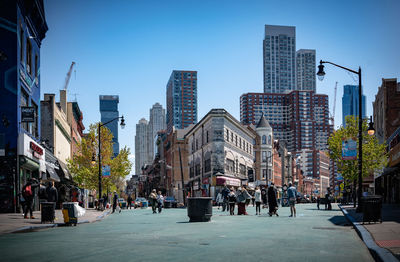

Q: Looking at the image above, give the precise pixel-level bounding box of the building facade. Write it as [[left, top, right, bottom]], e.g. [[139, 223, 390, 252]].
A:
[[263, 25, 296, 94], [0, 0, 48, 212], [135, 118, 152, 175], [166, 70, 198, 133], [342, 85, 366, 127], [296, 49, 316, 92], [67, 101, 84, 157], [185, 109, 255, 198], [373, 78, 400, 144], [149, 102, 166, 158], [99, 95, 119, 157]]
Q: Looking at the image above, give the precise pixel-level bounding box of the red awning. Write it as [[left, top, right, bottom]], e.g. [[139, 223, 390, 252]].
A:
[[216, 176, 241, 187]]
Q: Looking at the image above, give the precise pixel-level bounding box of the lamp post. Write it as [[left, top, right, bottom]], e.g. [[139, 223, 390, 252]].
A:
[[317, 61, 374, 212], [96, 116, 125, 203]]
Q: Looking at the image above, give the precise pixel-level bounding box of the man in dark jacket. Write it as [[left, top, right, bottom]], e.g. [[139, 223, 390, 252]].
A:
[[221, 185, 230, 212], [22, 178, 39, 219], [46, 181, 58, 203], [112, 191, 118, 213], [267, 183, 279, 217]]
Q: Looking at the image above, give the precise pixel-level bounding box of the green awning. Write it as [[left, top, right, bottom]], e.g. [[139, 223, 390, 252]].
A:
[[19, 156, 39, 170]]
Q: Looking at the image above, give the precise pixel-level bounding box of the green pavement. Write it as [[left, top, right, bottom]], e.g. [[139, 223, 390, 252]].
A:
[[0, 204, 373, 262]]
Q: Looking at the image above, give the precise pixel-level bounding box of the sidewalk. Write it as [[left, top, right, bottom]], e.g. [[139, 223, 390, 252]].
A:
[[340, 204, 400, 262], [0, 207, 111, 235]]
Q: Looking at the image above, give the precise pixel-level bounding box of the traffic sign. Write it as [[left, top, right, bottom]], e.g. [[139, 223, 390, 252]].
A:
[[340, 183, 344, 189]]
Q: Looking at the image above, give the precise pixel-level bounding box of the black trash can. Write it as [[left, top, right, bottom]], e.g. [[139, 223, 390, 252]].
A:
[[187, 197, 212, 222], [41, 202, 56, 224], [362, 196, 382, 224], [62, 202, 78, 226]]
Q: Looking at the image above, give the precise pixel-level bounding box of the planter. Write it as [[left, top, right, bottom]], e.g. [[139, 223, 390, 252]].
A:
[[187, 197, 212, 222]]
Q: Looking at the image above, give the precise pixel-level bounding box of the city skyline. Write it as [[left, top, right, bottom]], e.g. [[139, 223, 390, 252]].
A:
[[40, 0, 400, 174]]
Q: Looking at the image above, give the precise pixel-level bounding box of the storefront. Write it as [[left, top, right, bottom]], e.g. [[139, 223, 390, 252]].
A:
[[17, 133, 46, 211]]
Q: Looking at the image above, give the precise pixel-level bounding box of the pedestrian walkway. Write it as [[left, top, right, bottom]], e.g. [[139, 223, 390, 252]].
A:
[[0, 207, 110, 235], [340, 204, 400, 261]]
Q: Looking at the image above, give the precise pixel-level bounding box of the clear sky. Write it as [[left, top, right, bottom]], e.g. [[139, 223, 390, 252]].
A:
[[41, 0, 400, 175]]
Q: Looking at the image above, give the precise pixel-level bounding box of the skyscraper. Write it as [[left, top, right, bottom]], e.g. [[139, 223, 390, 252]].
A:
[[166, 70, 198, 133], [149, 103, 166, 158], [99, 95, 119, 157], [296, 49, 316, 92], [342, 85, 366, 127], [263, 25, 296, 93], [135, 118, 151, 175]]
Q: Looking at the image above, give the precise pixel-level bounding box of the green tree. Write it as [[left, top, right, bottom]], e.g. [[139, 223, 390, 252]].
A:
[[327, 115, 387, 183], [67, 123, 132, 197]]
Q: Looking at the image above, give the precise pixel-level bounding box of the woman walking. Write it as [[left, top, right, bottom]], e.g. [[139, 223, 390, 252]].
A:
[[228, 188, 236, 215], [267, 183, 279, 216], [237, 187, 251, 215], [255, 187, 262, 215], [216, 192, 223, 210]]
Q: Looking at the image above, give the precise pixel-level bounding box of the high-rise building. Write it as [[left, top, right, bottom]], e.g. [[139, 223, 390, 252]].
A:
[[296, 49, 316, 92], [135, 118, 151, 176], [166, 70, 198, 133], [0, 0, 48, 212], [342, 85, 366, 127], [149, 103, 166, 158], [99, 95, 119, 157], [263, 25, 296, 94]]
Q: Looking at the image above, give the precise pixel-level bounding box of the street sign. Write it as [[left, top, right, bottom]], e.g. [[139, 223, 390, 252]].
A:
[[340, 183, 344, 190], [102, 165, 111, 177]]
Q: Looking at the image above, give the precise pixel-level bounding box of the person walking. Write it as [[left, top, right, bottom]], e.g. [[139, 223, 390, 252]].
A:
[[22, 178, 39, 219], [261, 186, 267, 208], [157, 191, 164, 213], [317, 196, 320, 210], [228, 188, 236, 215], [127, 194, 133, 209], [287, 182, 297, 217], [255, 187, 262, 215], [236, 187, 251, 215], [102, 193, 108, 209], [112, 191, 118, 213], [251, 191, 256, 207], [216, 192, 223, 210], [221, 185, 230, 212], [267, 183, 279, 217], [46, 181, 58, 203], [325, 188, 332, 210], [149, 189, 158, 214]]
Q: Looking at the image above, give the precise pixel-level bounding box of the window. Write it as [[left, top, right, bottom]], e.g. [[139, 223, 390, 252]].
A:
[[239, 164, 246, 176], [262, 151, 267, 162], [206, 131, 209, 143], [225, 159, 235, 173], [190, 166, 194, 178], [31, 101, 38, 137], [34, 54, 38, 80], [19, 27, 24, 63], [231, 133, 233, 142], [204, 158, 211, 173], [26, 38, 32, 75], [239, 138, 242, 149], [262, 169, 267, 178], [235, 135, 238, 146], [226, 129, 229, 141], [195, 164, 200, 176], [262, 135, 266, 144], [268, 135, 272, 145], [267, 151, 272, 163]]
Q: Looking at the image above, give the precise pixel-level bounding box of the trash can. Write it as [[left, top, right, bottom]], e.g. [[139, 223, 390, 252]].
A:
[[362, 196, 382, 224], [187, 197, 212, 222], [41, 202, 56, 224], [62, 202, 78, 226]]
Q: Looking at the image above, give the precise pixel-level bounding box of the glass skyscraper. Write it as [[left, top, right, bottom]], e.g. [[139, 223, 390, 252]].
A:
[[166, 70, 197, 133], [263, 25, 296, 93], [342, 85, 366, 127], [99, 95, 119, 157]]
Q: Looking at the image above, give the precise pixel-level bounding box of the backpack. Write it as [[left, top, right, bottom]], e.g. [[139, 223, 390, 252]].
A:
[[23, 185, 33, 197]]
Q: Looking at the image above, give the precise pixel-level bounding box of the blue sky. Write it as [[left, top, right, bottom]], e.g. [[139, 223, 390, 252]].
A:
[[41, 0, 400, 175]]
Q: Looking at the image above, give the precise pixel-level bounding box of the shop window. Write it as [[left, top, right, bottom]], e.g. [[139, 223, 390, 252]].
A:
[[26, 38, 32, 75]]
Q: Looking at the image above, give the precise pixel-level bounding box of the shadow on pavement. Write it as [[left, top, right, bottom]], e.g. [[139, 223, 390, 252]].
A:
[[329, 215, 352, 226]]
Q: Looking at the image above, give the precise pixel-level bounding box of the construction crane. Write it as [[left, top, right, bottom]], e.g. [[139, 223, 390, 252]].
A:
[[329, 81, 338, 128], [63, 62, 76, 91]]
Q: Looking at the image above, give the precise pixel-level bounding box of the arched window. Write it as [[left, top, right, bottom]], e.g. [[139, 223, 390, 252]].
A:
[[268, 135, 272, 145], [262, 135, 266, 144]]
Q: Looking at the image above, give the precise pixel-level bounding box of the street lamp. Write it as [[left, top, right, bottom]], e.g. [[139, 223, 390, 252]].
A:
[[97, 115, 125, 203], [367, 116, 375, 136], [317, 60, 365, 212]]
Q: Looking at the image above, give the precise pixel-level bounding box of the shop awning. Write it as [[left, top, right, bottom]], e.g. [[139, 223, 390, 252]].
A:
[[216, 176, 241, 187], [46, 164, 60, 182], [58, 161, 73, 180], [19, 156, 39, 170]]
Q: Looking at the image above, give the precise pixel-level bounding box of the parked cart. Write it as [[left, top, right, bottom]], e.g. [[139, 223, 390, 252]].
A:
[[62, 202, 77, 226]]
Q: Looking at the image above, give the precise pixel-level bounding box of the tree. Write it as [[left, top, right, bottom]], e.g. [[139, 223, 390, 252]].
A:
[[67, 123, 132, 197], [327, 115, 387, 184]]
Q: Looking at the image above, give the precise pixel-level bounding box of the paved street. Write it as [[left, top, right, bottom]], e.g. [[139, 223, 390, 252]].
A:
[[0, 204, 373, 262]]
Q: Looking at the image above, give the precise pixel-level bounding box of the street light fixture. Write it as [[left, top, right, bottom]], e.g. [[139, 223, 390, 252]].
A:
[[317, 59, 365, 212], [367, 116, 375, 136], [97, 115, 126, 203]]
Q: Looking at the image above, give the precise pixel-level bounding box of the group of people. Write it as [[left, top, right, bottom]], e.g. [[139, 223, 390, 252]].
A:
[[149, 189, 165, 214], [22, 178, 58, 219], [216, 182, 293, 217]]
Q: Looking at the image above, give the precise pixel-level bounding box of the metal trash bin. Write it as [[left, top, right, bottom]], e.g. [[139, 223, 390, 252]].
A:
[[62, 202, 78, 226], [362, 196, 382, 224], [187, 197, 212, 222], [41, 202, 56, 224]]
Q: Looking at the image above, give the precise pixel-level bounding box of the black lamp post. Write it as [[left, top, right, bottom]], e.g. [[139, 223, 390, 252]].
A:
[[317, 60, 374, 212], [96, 116, 125, 202]]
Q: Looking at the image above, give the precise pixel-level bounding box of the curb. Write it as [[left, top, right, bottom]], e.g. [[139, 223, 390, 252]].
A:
[[339, 205, 398, 262], [95, 210, 111, 221]]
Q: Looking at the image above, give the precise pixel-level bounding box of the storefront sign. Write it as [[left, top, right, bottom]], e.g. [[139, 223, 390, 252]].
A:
[[202, 177, 209, 184], [342, 138, 357, 160], [193, 181, 199, 190], [18, 133, 45, 173], [21, 107, 35, 122], [30, 141, 43, 158]]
